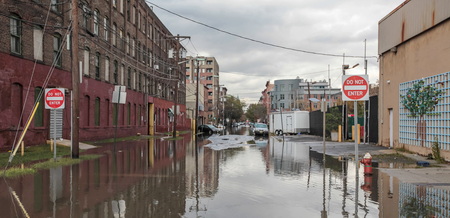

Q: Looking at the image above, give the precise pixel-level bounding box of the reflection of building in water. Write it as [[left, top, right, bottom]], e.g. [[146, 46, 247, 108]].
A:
[[378, 169, 450, 218], [270, 138, 310, 175], [0, 136, 191, 217], [185, 139, 220, 199], [399, 183, 450, 218]]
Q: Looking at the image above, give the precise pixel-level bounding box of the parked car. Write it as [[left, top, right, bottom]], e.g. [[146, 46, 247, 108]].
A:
[[198, 124, 219, 135], [253, 123, 269, 136]]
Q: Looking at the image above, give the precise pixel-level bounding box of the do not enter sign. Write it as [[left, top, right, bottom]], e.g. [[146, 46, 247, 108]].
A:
[[45, 88, 65, 109], [342, 75, 369, 101]]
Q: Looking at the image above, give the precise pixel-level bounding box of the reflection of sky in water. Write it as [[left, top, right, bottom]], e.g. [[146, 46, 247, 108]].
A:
[[188, 136, 380, 218]]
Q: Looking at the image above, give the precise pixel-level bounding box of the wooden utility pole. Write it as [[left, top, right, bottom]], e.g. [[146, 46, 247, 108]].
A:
[[171, 35, 189, 138], [71, 0, 80, 158], [195, 59, 200, 136]]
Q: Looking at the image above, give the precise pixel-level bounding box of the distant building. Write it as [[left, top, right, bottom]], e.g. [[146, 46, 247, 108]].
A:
[[260, 81, 274, 122], [269, 78, 342, 112], [185, 56, 220, 124], [379, 0, 450, 159]]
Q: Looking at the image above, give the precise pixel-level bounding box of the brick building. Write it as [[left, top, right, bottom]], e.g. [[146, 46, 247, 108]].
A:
[[0, 0, 189, 149]]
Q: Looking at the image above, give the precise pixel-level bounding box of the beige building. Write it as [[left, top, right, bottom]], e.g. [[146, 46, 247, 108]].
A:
[[185, 56, 220, 124], [379, 0, 450, 159]]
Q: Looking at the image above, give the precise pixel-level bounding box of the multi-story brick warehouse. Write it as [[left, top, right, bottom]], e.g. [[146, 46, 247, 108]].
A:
[[0, 0, 189, 149]]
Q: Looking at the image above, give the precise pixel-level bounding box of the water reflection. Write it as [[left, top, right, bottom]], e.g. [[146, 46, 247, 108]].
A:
[[1, 135, 450, 217]]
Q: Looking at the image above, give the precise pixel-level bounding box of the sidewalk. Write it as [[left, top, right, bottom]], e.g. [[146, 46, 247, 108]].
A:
[[47, 139, 97, 150], [285, 135, 450, 186]]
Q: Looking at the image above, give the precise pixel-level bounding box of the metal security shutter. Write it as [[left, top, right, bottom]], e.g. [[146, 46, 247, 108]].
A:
[[49, 109, 63, 139]]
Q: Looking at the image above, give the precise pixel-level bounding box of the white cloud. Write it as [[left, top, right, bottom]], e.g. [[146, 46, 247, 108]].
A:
[[149, 0, 406, 104]]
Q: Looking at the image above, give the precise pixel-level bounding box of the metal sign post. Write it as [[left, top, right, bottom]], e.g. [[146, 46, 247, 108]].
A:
[[342, 75, 369, 176], [45, 88, 65, 161]]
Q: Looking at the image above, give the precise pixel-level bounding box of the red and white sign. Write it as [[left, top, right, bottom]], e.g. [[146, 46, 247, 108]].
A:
[[45, 88, 65, 109], [342, 75, 369, 101]]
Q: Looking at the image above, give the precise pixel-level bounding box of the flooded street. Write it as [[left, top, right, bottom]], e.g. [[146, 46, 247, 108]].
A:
[[1, 127, 448, 217]]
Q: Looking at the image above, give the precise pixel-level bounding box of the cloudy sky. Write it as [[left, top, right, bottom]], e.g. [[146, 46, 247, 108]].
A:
[[147, 0, 406, 104]]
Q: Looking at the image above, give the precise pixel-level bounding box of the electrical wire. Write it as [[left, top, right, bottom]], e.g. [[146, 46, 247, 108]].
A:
[[146, 1, 377, 59]]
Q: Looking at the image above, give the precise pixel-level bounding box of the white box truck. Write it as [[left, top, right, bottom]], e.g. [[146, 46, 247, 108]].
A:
[[269, 111, 310, 135]]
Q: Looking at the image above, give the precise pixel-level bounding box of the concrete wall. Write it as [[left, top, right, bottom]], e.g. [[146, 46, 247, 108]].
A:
[[379, 12, 450, 158]]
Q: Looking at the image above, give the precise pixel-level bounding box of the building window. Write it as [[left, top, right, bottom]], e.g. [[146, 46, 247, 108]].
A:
[[126, 33, 130, 54], [280, 94, 285, 100], [95, 52, 100, 79], [138, 72, 142, 91], [53, 34, 62, 66], [280, 103, 285, 108], [113, 60, 118, 84], [104, 17, 108, 41], [10, 14, 22, 55], [131, 37, 135, 57], [112, 0, 116, 8], [112, 104, 118, 125], [34, 87, 44, 127], [127, 67, 131, 88], [105, 57, 110, 81], [120, 64, 125, 85], [93, 10, 99, 35], [127, 103, 131, 125], [94, 97, 100, 126], [126, 0, 130, 21], [133, 69, 137, 89], [206, 68, 213, 72], [112, 23, 117, 46], [33, 26, 43, 61], [51, 0, 60, 12], [83, 48, 90, 75], [119, 0, 124, 13], [119, 29, 123, 50], [206, 60, 212, 65]]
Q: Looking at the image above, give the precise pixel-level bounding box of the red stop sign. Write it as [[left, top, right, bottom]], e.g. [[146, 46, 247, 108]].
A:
[[45, 88, 65, 109], [343, 75, 369, 101]]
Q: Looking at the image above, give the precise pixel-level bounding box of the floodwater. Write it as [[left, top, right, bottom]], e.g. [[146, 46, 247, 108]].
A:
[[1, 127, 448, 217]]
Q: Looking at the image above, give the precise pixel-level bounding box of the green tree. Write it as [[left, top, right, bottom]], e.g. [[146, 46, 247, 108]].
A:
[[401, 80, 444, 146], [325, 107, 341, 137], [245, 104, 267, 123], [224, 95, 245, 124]]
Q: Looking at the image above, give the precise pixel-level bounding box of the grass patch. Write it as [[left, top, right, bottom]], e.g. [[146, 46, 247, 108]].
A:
[[1, 167, 37, 178], [0, 144, 72, 168], [88, 135, 152, 145], [372, 153, 416, 164], [0, 154, 102, 178]]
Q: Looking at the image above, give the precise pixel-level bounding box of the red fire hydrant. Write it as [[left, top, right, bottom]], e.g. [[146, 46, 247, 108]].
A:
[[360, 153, 373, 175]]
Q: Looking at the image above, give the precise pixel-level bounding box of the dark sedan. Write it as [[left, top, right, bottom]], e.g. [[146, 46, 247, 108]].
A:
[[198, 124, 219, 135]]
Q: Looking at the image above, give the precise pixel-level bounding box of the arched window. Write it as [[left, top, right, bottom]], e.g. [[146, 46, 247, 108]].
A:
[[85, 95, 91, 126], [113, 60, 118, 84], [12, 83, 23, 127], [104, 56, 110, 81], [94, 97, 100, 126], [95, 52, 100, 79]]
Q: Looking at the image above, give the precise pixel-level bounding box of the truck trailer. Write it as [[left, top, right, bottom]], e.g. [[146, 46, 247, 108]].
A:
[[269, 111, 310, 135]]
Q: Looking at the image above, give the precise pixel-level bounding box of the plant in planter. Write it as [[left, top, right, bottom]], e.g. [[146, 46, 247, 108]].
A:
[[326, 107, 342, 140]]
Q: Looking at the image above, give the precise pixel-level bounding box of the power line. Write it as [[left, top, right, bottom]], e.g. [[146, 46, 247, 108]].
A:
[[146, 1, 377, 59]]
